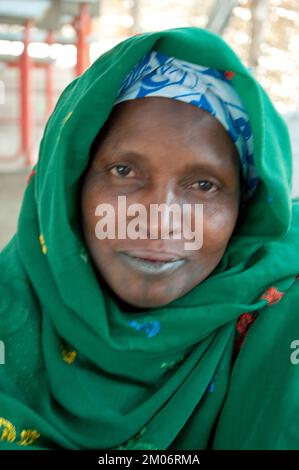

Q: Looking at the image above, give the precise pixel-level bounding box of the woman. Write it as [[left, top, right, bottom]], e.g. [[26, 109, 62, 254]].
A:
[[0, 27, 298, 450]]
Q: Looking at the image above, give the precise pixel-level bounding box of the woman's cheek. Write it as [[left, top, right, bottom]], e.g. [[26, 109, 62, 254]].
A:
[[202, 204, 237, 252]]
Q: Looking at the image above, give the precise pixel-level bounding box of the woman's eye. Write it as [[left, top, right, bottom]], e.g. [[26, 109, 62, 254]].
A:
[[110, 165, 136, 178], [190, 180, 217, 192]]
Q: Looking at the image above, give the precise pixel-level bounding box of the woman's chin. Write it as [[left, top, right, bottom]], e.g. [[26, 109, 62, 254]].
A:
[[113, 287, 180, 309]]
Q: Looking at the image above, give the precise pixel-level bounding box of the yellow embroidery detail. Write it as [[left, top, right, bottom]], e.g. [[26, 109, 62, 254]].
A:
[[0, 417, 16, 442], [62, 111, 73, 125], [39, 233, 47, 254], [0, 418, 40, 447], [62, 348, 77, 364], [18, 429, 41, 446]]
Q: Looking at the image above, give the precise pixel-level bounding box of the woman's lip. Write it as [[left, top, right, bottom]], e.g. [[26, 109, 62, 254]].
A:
[[119, 250, 186, 262], [118, 252, 187, 275]]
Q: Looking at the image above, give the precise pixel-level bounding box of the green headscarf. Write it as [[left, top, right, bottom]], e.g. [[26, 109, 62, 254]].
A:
[[0, 27, 299, 450]]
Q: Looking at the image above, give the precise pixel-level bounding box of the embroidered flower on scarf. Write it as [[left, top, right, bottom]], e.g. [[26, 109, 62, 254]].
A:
[[39, 233, 47, 255], [236, 312, 255, 334], [0, 417, 40, 446], [62, 348, 77, 364], [207, 378, 216, 393], [261, 286, 284, 305], [224, 71, 235, 80], [128, 319, 160, 338], [234, 311, 258, 359], [18, 429, 41, 446], [0, 417, 16, 442]]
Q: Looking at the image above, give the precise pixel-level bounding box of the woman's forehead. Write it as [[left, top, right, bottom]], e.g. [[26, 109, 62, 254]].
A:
[[92, 98, 240, 174], [101, 97, 231, 143]]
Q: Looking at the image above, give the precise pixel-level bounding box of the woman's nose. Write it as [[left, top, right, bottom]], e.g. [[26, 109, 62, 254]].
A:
[[140, 183, 183, 239]]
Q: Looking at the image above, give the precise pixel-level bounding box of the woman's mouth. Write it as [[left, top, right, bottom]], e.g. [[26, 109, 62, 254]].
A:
[[118, 250, 187, 275]]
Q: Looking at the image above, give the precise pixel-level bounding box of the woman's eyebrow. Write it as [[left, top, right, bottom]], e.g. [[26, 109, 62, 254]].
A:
[[109, 149, 150, 162], [109, 146, 228, 165], [94, 147, 149, 168], [178, 160, 229, 174]]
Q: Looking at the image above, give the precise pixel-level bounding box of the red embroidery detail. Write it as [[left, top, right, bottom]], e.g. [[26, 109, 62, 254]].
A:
[[234, 311, 258, 359], [224, 71, 235, 80], [261, 286, 284, 305], [26, 169, 36, 185], [236, 312, 255, 334]]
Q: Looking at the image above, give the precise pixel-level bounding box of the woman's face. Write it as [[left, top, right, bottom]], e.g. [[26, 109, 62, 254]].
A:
[[81, 97, 240, 308]]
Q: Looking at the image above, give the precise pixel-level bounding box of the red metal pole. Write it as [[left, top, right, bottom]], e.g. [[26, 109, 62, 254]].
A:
[[46, 31, 54, 119], [75, 2, 91, 77], [20, 20, 33, 165]]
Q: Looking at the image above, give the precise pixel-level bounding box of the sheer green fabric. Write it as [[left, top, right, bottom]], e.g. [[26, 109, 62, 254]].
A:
[[0, 27, 299, 450]]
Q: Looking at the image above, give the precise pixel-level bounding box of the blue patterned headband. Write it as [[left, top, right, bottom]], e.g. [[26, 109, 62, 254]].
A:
[[115, 50, 259, 202]]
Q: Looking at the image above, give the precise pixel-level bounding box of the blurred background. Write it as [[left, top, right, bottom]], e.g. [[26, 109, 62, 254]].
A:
[[0, 0, 298, 248]]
